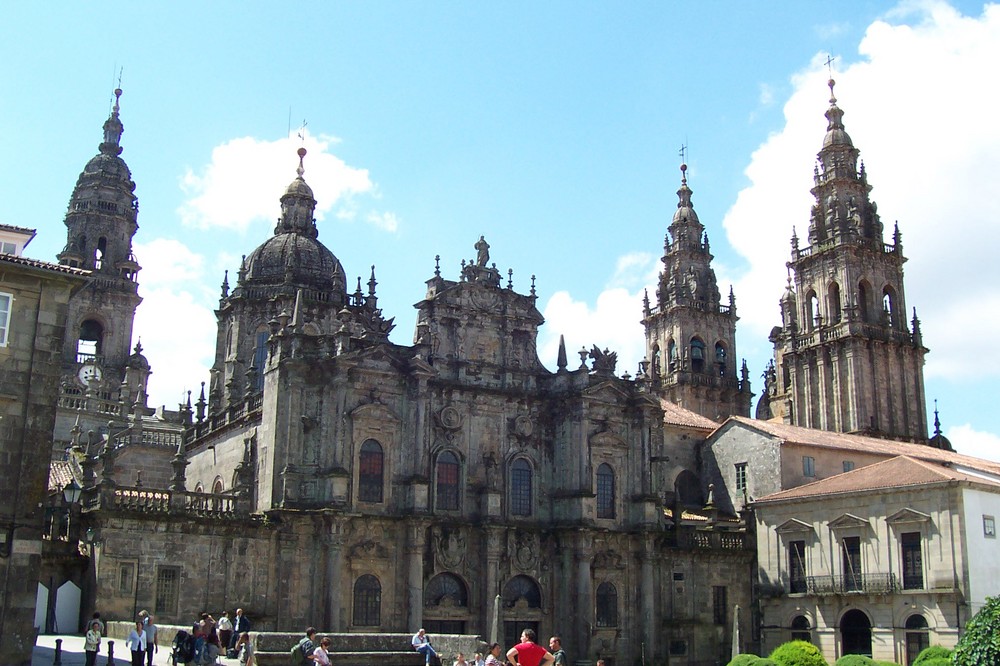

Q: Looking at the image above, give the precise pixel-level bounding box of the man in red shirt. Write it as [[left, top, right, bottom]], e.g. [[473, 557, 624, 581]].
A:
[[506, 629, 554, 666]]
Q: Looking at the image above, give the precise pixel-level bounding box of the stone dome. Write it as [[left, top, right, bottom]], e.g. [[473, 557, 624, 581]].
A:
[[243, 231, 346, 293]]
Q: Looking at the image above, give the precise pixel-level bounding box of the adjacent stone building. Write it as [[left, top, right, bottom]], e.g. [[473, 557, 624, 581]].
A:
[[0, 237, 88, 665]]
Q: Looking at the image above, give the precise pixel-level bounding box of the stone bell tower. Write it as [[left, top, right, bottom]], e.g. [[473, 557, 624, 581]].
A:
[[761, 79, 928, 441], [642, 164, 752, 421], [53, 89, 146, 447]]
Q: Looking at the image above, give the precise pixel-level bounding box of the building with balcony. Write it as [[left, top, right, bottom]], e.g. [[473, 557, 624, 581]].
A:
[[752, 455, 1000, 664]]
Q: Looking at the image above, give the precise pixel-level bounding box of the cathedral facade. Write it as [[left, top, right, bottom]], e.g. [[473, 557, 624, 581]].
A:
[[47, 92, 755, 666], [37, 79, 940, 666]]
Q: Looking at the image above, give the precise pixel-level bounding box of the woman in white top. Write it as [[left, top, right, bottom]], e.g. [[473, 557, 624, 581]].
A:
[[126, 620, 147, 666]]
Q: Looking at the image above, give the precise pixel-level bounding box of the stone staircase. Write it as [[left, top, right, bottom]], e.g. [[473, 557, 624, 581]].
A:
[[251, 632, 484, 666]]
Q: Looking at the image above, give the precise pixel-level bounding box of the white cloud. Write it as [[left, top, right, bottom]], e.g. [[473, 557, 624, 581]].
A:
[[178, 132, 376, 232], [133, 239, 217, 409], [947, 423, 1000, 463], [722, 2, 1000, 384], [366, 211, 400, 233], [540, 287, 646, 377]]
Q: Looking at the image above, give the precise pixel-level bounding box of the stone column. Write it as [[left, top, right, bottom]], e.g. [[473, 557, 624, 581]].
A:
[[639, 535, 656, 661], [484, 527, 503, 634], [574, 533, 593, 661], [325, 518, 347, 630], [407, 520, 430, 629]]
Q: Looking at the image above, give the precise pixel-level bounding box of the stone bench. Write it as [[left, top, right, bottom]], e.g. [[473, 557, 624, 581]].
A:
[[251, 632, 484, 666]]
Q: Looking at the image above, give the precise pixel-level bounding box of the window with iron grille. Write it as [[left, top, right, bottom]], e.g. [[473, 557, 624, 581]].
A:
[[901, 532, 923, 590], [359, 439, 384, 503], [712, 586, 727, 625], [353, 574, 381, 626], [155, 566, 180, 615], [510, 458, 533, 516], [595, 582, 618, 627], [118, 562, 135, 595], [596, 464, 615, 519], [435, 451, 460, 511], [842, 536, 862, 591]]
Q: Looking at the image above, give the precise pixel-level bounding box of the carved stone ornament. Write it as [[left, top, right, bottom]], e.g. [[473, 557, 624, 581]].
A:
[[349, 538, 390, 561], [512, 415, 533, 439], [512, 531, 539, 571], [433, 525, 467, 569], [437, 405, 463, 431]]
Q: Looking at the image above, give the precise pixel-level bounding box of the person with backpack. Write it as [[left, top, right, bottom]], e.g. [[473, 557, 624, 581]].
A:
[[171, 629, 196, 666], [291, 627, 317, 666]]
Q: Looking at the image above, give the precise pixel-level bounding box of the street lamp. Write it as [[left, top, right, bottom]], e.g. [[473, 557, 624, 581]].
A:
[[63, 480, 82, 505]]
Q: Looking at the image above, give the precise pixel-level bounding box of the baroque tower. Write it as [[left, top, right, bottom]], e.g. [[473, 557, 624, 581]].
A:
[[761, 79, 928, 441], [643, 164, 752, 421], [54, 89, 147, 445]]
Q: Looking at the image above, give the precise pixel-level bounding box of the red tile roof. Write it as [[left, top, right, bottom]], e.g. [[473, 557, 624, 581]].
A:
[[723, 416, 1000, 476], [660, 399, 720, 430], [0, 253, 90, 276], [47, 460, 78, 493], [756, 455, 1000, 502]]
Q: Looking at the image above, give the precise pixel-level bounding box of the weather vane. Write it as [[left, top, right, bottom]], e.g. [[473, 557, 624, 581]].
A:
[[824, 54, 836, 77], [678, 143, 687, 165], [297, 119, 308, 145]]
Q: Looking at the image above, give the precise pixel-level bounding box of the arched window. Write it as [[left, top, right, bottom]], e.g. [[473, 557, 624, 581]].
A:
[[435, 451, 461, 511], [425, 573, 469, 608], [791, 615, 811, 643], [805, 290, 820, 329], [828, 282, 842, 324], [95, 237, 107, 270], [674, 470, 702, 508], [690, 338, 706, 373], [651, 345, 661, 377], [596, 464, 615, 519], [841, 609, 872, 658], [212, 478, 224, 494], [595, 582, 618, 627], [502, 575, 541, 608], [353, 574, 381, 626], [510, 458, 533, 516], [667, 340, 677, 372], [77, 319, 104, 360], [252, 329, 269, 392], [715, 342, 727, 377], [858, 281, 872, 323], [359, 439, 384, 503], [905, 613, 929, 664], [883, 285, 899, 328]]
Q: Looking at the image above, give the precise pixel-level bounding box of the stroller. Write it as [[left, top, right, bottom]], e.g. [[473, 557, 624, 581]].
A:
[[171, 629, 196, 665]]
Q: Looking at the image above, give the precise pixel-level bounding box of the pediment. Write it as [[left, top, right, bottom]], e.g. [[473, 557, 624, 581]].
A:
[[589, 430, 627, 449], [583, 381, 629, 403], [775, 518, 814, 535], [887, 507, 931, 524], [350, 401, 400, 424], [829, 513, 870, 530]]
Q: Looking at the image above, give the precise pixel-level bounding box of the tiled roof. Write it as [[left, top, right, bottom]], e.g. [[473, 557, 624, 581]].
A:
[[723, 416, 1000, 476], [0, 253, 90, 276], [48, 460, 78, 493], [756, 455, 1000, 503], [0, 223, 36, 235], [660, 399, 719, 430]]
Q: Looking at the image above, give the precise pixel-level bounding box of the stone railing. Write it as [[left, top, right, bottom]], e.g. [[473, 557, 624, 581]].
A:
[[188, 394, 263, 442], [96, 486, 243, 517], [110, 487, 171, 513], [251, 633, 483, 666], [664, 528, 750, 551]]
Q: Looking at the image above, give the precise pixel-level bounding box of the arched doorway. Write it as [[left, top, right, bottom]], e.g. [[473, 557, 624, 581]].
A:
[[841, 609, 872, 657], [904, 614, 929, 665]]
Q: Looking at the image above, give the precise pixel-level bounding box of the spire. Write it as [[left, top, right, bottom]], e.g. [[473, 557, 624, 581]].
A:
[[100, 88, 124, 156], [933, 399, 942, 437], [557, 335, 568, 372]]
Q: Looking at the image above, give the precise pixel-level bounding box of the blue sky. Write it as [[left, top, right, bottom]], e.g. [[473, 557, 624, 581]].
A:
[[3, 1, 999, 460]]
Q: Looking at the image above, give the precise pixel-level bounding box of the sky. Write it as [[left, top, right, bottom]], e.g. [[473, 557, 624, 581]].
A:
[[2, 1, 999, 461]]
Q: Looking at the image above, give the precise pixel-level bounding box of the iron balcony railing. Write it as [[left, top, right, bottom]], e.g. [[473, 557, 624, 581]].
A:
[[804, 573, 898, 595]]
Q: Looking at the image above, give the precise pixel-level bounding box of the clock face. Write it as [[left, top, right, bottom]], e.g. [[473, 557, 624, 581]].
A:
[[78, 364, 103, 385]]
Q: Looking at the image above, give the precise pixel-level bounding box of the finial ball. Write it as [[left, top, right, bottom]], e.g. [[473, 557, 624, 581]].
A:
[[680, 163, 687, 172], [297, 147, 307, 158]]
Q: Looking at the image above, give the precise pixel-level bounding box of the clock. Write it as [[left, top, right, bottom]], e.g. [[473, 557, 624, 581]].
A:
[[78, 364, 103, 385]]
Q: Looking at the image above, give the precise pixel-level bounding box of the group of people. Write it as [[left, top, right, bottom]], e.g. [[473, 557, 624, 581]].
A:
[[412, 628, 568, 666], [122, 610, 159, 666], [291, 627, 333, 665], [171, 608, 252, 665]]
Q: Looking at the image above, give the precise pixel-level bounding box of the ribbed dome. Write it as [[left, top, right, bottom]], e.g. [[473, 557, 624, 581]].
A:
[[243, 231, 346, 292], [128, 342, 150, 370]]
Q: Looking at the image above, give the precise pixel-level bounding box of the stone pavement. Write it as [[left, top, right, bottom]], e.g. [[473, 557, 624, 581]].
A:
[[33, 634, 242, 666]]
